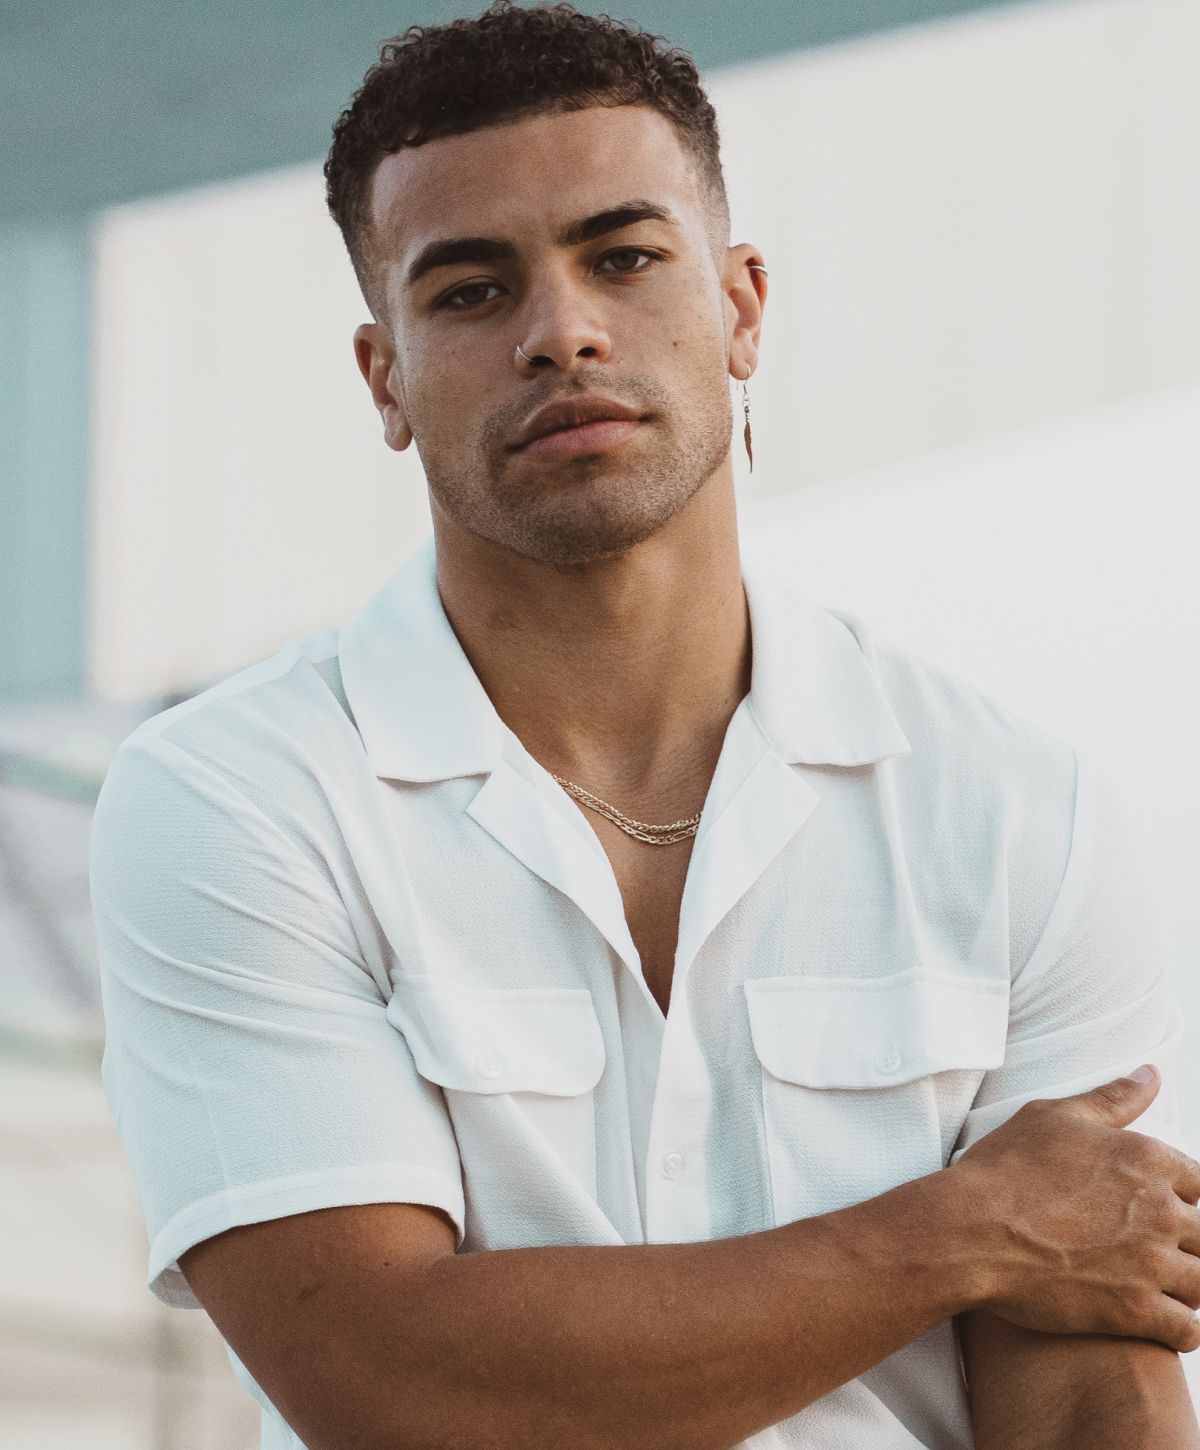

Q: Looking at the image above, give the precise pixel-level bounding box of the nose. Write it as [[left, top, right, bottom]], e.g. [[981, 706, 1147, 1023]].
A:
[[513, 271, 614, 371]]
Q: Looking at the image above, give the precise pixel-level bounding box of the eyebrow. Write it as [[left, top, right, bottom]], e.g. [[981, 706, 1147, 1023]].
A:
[[403, 199, 678, 290]]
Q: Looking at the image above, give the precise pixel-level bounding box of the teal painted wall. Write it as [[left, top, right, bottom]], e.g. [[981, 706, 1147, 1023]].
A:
[[0, 220, 91, 701], [3, 1, 1035, 225]]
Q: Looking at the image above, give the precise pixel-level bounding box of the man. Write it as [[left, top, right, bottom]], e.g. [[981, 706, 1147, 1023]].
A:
[[90, 3, 1200, 1447]]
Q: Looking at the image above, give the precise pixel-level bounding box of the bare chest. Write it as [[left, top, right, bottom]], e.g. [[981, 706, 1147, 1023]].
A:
[[588, 818, 695, 1018]]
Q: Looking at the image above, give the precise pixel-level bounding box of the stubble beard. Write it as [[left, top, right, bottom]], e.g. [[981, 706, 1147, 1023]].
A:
[[424, 392, 734, 568]]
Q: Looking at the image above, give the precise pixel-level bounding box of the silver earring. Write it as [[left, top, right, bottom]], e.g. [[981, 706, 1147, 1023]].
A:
[[740, 368, 753, 473]]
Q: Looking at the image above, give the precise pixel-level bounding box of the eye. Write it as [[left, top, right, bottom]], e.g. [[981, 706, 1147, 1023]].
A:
[[440, 280, 503, 311], [436, 248, 661, 311], [596, 247, 659, 275]]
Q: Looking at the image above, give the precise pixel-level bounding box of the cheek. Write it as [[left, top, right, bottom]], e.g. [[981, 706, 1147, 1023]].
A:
[[663, 297, 730, 365], [408, 364, 469, 432]]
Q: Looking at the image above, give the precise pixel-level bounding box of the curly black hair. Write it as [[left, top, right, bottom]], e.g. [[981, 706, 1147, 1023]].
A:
[[324, 0, 729, 323]]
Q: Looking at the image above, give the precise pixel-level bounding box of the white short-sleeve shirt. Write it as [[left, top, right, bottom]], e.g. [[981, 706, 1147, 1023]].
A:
[[90, 535, 1192, 1450]]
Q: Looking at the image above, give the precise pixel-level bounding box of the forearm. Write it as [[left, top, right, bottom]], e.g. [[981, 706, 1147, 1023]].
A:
[[360, 1170, 984, 1450], [1062, 1366, 1200, 1450], [961, 1309, 1200, 1450]]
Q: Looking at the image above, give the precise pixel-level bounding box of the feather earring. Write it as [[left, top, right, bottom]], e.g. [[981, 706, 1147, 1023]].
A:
[[741, 370, 753, 473]]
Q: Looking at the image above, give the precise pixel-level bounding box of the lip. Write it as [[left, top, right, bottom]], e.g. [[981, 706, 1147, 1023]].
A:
[[512, 394, 644, 451], [517, 417, 644, 460]]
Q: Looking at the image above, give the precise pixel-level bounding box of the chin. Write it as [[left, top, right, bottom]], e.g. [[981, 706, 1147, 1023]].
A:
[[504, 488, 694, 568], [431, 439, 720, 566]]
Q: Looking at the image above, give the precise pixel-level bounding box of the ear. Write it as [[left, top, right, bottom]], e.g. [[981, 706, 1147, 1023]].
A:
[[722, 243, 766, 381], [353, 322, 413, 452]]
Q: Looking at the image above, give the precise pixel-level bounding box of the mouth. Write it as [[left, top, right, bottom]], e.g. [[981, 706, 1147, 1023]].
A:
[[515, 417, 645, 461]]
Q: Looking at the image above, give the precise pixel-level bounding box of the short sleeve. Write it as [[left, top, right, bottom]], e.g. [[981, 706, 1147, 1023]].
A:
[[90, 731, 466, 1310], [951, 748, 1192, 1163]]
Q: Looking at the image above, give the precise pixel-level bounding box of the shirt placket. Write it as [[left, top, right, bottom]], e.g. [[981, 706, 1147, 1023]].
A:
[[644, 703, 821, 1243]]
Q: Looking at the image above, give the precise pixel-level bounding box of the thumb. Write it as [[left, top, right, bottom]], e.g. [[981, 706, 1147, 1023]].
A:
[[1064, 1063, 1161, 1125]]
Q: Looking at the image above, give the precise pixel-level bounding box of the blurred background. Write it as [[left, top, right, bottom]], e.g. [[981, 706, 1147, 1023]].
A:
[[2, 0, 1198, 1443]]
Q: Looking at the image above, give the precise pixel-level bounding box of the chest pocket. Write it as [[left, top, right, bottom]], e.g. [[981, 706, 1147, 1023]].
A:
[[386, 976, 607, 1202], [744, 966, 1009, 1224]]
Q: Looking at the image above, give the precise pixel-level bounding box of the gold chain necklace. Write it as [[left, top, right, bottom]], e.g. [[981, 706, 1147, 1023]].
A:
[[551, 773, 701, 845]]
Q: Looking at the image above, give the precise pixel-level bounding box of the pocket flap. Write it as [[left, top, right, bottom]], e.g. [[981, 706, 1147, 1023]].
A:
[[387, 976, 606, 1095], [744, 967, 1008, 1088]]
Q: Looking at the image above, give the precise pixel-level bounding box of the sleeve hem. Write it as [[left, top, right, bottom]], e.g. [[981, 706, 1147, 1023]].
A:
[[147, 1163, 466, 1309]]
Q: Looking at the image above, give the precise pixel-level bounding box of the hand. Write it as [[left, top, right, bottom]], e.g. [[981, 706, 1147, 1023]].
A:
[[952, 1065, 1200, 1353]]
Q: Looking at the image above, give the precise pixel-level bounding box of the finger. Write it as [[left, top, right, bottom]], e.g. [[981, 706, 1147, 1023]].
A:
[[1177, 1204, 1200, 1258], [1165, 1255, 1200, 1313], [1063, 1068, 1162, 1127], [1169, 1149, 1200, 1206], [1126, 1135, 1200, 1205], [1152, 1295, 1200, 1354]]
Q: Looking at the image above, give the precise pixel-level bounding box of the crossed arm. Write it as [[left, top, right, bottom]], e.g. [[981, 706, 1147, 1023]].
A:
[[954, 752, 1200, 1446], [959, 1306, 1200, 1447]]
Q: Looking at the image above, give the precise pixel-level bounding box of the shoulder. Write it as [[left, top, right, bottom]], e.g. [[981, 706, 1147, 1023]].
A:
[[819, 602, 1085, 973], [827, 601, 1079, 819], [95, 626, 373, 842]]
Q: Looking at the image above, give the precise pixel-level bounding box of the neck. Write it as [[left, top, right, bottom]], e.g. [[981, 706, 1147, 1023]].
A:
[[431, 477, 751, 804]]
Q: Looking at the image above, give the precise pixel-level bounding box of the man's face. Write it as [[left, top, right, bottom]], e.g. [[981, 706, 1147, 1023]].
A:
[[359, 103, 747, 567]]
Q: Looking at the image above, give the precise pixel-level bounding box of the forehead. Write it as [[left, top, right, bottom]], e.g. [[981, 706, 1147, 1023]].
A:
[[368, 104, 703, 261]]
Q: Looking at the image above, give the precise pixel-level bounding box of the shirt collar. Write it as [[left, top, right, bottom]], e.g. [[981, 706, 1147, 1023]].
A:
[[338, 534, 911, 783]]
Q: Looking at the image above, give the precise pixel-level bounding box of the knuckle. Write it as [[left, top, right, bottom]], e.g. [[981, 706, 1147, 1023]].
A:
[[1018, 1096, 1053, 1123], [1143, 1240, 1173, 1275], [1121, 1132, 1161, 1172], [1144, 1188, 1181, 1236], [1091, 1080, 1128, 1110]]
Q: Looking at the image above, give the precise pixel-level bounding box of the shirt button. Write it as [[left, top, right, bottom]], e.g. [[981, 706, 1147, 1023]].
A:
[[875, 1046, 902, 1074], [662, 1151, 685, 1178], [477, 1051, 504, 1079]]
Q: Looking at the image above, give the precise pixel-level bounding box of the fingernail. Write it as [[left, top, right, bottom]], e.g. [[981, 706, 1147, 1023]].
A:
[[1129, 1064, 1156, 1083]]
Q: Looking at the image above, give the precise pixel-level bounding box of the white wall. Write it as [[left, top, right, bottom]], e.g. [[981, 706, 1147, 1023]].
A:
[[715, 0, 1200, 489], [88, 166, 432, 701]]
